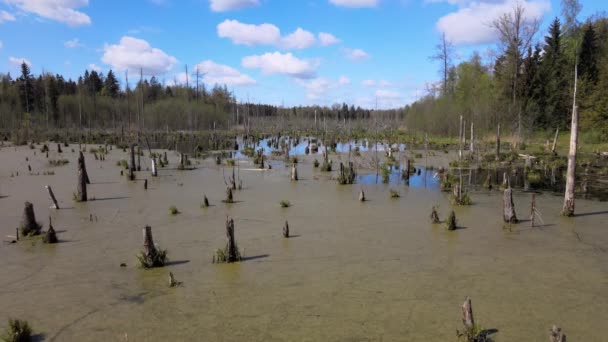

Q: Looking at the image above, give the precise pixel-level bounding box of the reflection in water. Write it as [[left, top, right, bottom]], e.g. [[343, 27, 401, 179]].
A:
[[357, 166, 440, 190]]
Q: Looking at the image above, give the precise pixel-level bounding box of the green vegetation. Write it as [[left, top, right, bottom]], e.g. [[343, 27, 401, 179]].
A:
[[279, 200, 291, 208], [1, 318, 33, 342], [169, 205, 180, 215], [389, 189, 400, 198], [136, 248, 168, 268], [48, 159, 69, 166]]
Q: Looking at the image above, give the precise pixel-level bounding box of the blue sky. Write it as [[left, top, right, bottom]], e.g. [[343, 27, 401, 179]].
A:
[[0, 0, 604, 108]]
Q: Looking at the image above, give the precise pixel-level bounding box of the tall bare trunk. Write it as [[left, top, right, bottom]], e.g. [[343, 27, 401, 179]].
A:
[[562, 64, 578, 217]]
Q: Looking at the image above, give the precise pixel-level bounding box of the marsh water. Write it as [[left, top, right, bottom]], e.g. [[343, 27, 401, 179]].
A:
[[1, 143, 607, 341]]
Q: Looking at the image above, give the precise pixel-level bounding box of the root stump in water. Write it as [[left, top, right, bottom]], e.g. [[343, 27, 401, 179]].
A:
[[445, 210, 457, 230], [46, 185, 60, 209], [549, 325, 566, 342], [283, 221, 290, 238], [223, 187, 234, 203], [129, 144, 136, 181], [20, 201, 42, 236], [78, 151, 90, 184], [430, 206, 440, 224], [43, 216, 58, 244], [144, 179, 148, 190], [503, 187, 518, 224], [291, 164, 298, 181], [203, 195, 210, 208], [359, 190, 365, 202], [138, 225, 167, 268], [77, 157, 88, 202]]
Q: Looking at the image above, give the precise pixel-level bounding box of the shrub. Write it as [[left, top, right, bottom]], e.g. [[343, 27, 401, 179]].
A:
[[1, 318, 32, 342], [279, 200, 291, 208], [169, 206, 180, 215]]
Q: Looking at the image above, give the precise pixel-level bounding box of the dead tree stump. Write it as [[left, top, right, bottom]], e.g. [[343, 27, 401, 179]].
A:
[[462, 297, 475, 332], [549, 325, 566, 342], [291, 164, 298, 181], [503, 187, 518, 223], [57, 143, 62, 153], [144, 179, 148, 190], [225, 187, 234, 203], [530, 193, 536, 227], [430, 206, 440, 224], [20, 201, 41, 236], [283, 221, 289, 238], [46, 185, 60, 209], [129, 144, 136, 181], [43, 216, 58, 244], [359, 190, 365, 202], [225, 218, 239, 262], [151, 158, 157, 177], [137, 145, 142, 171], [77, 157, 88, 202], [446, 210, 457, 230], [78, 151, 90, 184], [140, 225, 166, 268], [203, 195, 210, 208]]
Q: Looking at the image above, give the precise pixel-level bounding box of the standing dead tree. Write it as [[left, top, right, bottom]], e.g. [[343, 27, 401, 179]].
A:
[[503, 187, 518, 223], [562, 63, 579, 217], [20, 201, 42, 236], [128, 143, 136, 181], [78, 151, 90, 184], [45, 185, 59, 209], [283, 221, 290, 238], [549, 325, 566, 342], [137, 225, 167, 268], [213, 217, 241, 263], [77, 154, 88, 202], [43, 216, 58, 244]]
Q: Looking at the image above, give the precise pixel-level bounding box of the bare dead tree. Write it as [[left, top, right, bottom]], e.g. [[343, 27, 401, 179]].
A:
[[562, 63, 579, 216], [429, 32, 454, 96]]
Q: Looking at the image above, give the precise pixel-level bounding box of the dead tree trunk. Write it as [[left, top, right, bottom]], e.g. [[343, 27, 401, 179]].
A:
[[459, 115, 463, 160], [359, 189, 365, 202], [461, 297, 475, 333], [78, 151, 90, 184], [20, 201, 41, 236], [57, 143, 62, 153], [43, 216, 58, 244], [151, 158, 157, 177], [77, 155, 88, 202], [470, 122, 474, 156], [291, 164, 298, 181], [283, 221, 289, 238], [225, 187, 233, 203], [225, 218, 239, 262], [551, 128, 559, 155], [129, 144, 136, 181], [549, 325, 566, 342], [562, 65, 579, 217], [137, 145, 141, 171], [496, 123, 501, 161], [530, 193, 536, 227], [503, 187, 518, 223], [45, 185, 59, 209], [144, 179, 148, 190]]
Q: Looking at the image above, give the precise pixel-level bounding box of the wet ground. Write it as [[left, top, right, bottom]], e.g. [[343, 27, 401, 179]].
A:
[[0, 143, 607, 341]]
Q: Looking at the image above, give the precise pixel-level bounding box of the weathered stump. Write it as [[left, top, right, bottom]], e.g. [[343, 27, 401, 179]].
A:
[[143, 225, 157, 261], [359, 190, 365, 202], [291, 164, 298, 181], [77, 158, 88, 202], [144, 179, 148, 190], [203, 195, 210, 208], [446, 210, 457, 230], [43, 216, 58, 244], [503, 187, 518, 223], [283, 221, 289, 238], [530, 193, 536, 227], [78, 151, 90, 184], [57, 143, 62, 153], [225, 218, 239, 262], [46, 185, 60, 209], [225, 187, 234, 203], [549, 325, 566, 342], [129, 144, 136, 181], [462, 297, 475, 332], [20, 201, 41, 236], [151, 158, 157, 177], [430, 206, 440, 224], [139, 225, 166, 268], [137, 145, 141, 171]]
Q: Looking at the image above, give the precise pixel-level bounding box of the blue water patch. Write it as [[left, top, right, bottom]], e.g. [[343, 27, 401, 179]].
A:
[[357, 166, 440, 190]]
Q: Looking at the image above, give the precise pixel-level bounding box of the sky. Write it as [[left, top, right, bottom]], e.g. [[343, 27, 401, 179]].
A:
[[0, 0, 604, 109]]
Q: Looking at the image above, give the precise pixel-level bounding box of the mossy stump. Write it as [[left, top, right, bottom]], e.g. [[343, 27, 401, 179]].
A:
[[138, 225, 167, 268]]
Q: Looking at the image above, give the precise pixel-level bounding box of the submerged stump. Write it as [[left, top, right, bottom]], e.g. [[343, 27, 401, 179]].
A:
[[129, 144, 136, 181], [78, 151, 90, 184], [550, 325, 566, 342], [43, 216, 58, 244], [20, 201, 42, 236], [138, 225, 167, 268], [445, 210, 457, 231], [283, 221, 290, 238], [77, 159, 87, 202], [291, 164, 298, 181], [46, 185, 60, 209], [503, 187, 518, 224], [430, 206, 440, 224], [359, 190, 365, 202]]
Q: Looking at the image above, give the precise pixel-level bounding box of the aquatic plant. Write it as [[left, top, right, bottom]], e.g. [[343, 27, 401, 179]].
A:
[[137, 248, 167, 268], [1, 318, 33, 342], [48, 159, 69, 166], [169, 205, 180, 215], [116, 159, 129, 169], [280, 200, 291, 208], [389, 189, 400, 198], [380, 163, 391, 183], [430, 206, 440, 224], [226, 159, 235, 166], [313, 159, 320, 168]]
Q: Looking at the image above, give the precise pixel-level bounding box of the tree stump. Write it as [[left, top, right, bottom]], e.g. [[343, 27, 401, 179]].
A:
[[446, 210, 457, 230], [20, 201, 41, 236], [143, 225, 157, 261], [530, 193, 536, 227], [503, 187, 518, 223], [57, 143, 62, 153], [78, 151, 90, 184], [462, 297, 475, 332], [137, 145, 142, 171], [43, 216, 58, 244], [430, 206, 440, 224], [549, 325, 566, 342], [144, 179, 148, 190], [225, 218, 239, 262], [203, 195, 210, 208], [129, 144, 136, 181], [283, 221, 289, 238], [151, 158, 157, 177], [46, 185, 60, 209], [291, 164, 298, 181], [140, 225, 166, 268], [77, 158, 88, 202], [225, 187, 234, 203], [359, 190, 365, 202]]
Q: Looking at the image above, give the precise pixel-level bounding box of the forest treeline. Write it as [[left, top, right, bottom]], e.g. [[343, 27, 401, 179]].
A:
[[0, 2, 605, 142], [406, 5, 608, 142]]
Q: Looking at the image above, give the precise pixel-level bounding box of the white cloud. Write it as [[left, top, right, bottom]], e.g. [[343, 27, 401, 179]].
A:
[[281, 28, 316, 49], [88, 63, 100, 72], [329, 0, 380, 8], [436, 0, 551, 45], [8, 56, 31, 67], [242, 52, 318, 79], [217, 19, 281, 46], [0, 10, 16, 22], [194, 60, 256, 86], [217, 19, 340, 49], [375, 89, 401, 99], [101, 36, 178, 75], [344, 48, 370, 61], [318, 32, 340, 46], [4, 0, 91, 26], [210, 0, 259, 12], [338, 76, 350, 85], [64, 38, 81, 48], [362, 79, 375, 86]]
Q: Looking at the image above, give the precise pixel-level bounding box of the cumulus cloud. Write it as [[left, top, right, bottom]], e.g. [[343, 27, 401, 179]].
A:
[[0, 10, 16, 22], [64, 38, 81, 48], [338, 76, 350, 85], [88, 63, 101, 72], [101, 36, 178, 75], [4, 0, 91, 26], [242, 52, 318, 79], [436, 0, 551, 45], [9, 56, 31, 67], [193, 60, 256, 86], [329, 0, 380, 8], [362, 79, 392, 87], [344, 48, 370, 61], [318, 32, 340, 46], [281, 28, 316, 49], [298, 75, 351, 100], [217, 19, 281, 46], [375, 89, 401, 99], [217, 19, 338, 49], [210, 0, 259, 12]]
